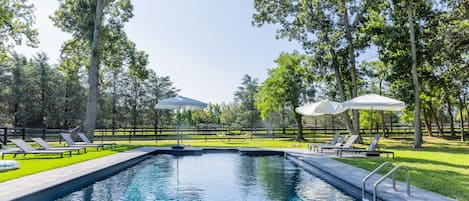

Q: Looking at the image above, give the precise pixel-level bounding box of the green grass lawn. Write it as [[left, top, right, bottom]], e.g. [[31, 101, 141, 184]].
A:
[[335, 136, 469, 201], [0, 145, 139, 182], [1, 136, 467, 201]]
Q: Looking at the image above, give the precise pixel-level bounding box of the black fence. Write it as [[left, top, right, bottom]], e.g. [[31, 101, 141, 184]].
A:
[[0, 126, 466, 145]]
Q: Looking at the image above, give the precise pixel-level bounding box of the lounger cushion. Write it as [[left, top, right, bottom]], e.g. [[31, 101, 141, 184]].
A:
[[0, 160, 19, 172]]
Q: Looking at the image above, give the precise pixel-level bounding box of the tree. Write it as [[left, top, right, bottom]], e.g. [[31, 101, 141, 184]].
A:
[[405, 0, 423, 148], [0, 0, 38, 62], [234, 74, 261, 130], [252, 0, 384, 139], [144, 70, 179, 132], [52, 0, 138, 141], [256, 53, 315, 141]]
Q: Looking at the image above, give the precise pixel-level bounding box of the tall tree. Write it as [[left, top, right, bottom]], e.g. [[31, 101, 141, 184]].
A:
[[256, 53, 315, 141], [144, 70, 179, 132], [234, 74, 261, 130], [252, 0, 383, 139], [406, 0, 423, 148], [52, 0, 136, 140]]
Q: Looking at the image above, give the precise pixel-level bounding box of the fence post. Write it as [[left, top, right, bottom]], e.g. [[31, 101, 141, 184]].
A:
[[22, 128, 26, 140], [128, 128, 132, 144], [3, 128, 7, 145], [155, 128, 158, 143], [42, 128, 46, 140]]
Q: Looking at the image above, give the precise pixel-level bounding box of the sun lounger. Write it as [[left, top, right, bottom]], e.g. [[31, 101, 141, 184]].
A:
[[319, 135, 359, 153], [77, 132, 116, 148], [338, 134, 395, 159], [60, 133, 104, 151], [308, 132, 341, 151], [1, 139, 72, 159], [311, 134, 348, 152], [32, 138, 86, 154]]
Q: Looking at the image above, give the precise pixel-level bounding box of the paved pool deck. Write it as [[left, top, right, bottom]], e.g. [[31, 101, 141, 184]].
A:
[[0, 146, 455, 201], [276, 149, 455, 201], [0, 147, 158, 201]]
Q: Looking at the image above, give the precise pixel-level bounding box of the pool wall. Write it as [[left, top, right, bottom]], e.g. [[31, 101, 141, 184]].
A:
[[0, 147, 455, 201], [286, 153, 364, 200], [17, 153, 153, 201]]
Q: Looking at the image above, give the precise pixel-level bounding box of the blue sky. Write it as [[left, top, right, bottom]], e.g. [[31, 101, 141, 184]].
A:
[[16, 0, 301, 104]]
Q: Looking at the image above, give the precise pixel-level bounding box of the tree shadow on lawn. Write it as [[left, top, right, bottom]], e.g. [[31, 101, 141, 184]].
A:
[[385, 144, 469, 155], [393, 156, 469, 170], [398, 166, 469, 201], [338, 158, 469, 201]]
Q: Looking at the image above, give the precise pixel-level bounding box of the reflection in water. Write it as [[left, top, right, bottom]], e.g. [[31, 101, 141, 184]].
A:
[[58, 153, 355, 201]]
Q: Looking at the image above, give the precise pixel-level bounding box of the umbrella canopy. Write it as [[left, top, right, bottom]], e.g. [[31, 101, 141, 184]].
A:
[[155, 96, 207, 110], [342, 94, 405, 111], [295, 100, 346, 116]]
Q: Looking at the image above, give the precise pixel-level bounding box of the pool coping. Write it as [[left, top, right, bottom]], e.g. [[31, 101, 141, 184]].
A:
[[0, 147, 455, 201]]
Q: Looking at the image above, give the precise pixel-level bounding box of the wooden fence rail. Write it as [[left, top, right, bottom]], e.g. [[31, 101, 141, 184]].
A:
[[0, 126, 466, 145]]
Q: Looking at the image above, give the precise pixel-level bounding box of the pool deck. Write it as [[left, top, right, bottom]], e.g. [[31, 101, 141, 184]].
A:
[[0, 147, 158, 201], [277, 149, 455, 201], [0, 146, 455, 201]]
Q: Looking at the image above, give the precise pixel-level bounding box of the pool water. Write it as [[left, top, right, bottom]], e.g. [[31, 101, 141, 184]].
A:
[[57, 153, 355, 201]]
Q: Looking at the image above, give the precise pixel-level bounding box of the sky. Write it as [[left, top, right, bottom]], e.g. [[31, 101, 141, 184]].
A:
[[16, 0, 302, 104]]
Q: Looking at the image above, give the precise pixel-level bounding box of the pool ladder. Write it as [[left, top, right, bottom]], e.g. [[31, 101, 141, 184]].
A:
[[362, 162, 411, 201]]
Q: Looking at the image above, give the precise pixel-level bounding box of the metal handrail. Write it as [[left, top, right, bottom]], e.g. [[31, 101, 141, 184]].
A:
[[362, 162, 393, 200], [373, 165, 410, 201]]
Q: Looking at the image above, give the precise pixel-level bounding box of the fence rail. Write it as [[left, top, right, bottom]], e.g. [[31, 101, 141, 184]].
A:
[[0, 126, 466, 145]]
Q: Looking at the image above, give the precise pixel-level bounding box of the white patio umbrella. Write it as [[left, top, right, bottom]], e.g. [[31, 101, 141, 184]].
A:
[[295, 100, 346, 116], [155, 96, 207, 149], [341, 94, 405, 111], [341, 94, 405, 140]]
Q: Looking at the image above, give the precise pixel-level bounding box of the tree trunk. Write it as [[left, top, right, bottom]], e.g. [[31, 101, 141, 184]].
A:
[[63, 79, 70, 129], [154, 110, 158, 134], [423, 108, 433, 137], [111, 70, 117, 136], [430, 105, 444, 136], [132, 79, 138, 133], [465, 96, 469, 134], [294, 112, 304, 141], [458, 95, 465, 142], [83, 0, 104, 142], [445, 94, 455, 136], [330, 48, 361, 140], [379, 81, 388, 136], [406, 0, 422, 148], [40, 61, 46, 128], [340, 0, 360, 134]]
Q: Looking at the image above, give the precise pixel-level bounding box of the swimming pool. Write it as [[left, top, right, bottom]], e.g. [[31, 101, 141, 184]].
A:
[[57, 153, 355, 201]]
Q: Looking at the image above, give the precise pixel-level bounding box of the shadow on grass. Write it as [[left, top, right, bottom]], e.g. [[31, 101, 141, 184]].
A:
[[337, 158, 469, 201]]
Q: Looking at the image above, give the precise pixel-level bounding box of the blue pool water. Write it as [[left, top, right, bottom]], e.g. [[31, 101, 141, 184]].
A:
[[57, 153, 355, 201]]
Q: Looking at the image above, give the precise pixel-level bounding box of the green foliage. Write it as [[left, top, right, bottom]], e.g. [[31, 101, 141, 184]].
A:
[[234, 74, 261, 128], [0, 0, 38, 62], [256, 52, 315, 140], [256, 52, 314, 120]]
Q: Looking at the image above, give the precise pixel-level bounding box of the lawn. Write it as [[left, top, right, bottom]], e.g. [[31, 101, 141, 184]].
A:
[[335, 136, 469, 201], [1, 136, 467, 201], [0, 144, 139, 182]]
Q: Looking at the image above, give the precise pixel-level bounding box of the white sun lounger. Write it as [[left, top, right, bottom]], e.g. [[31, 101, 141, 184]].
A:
[[60, 133, 104, 151], [32, 138, 86, 154], [2, 139, 72, 159]]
